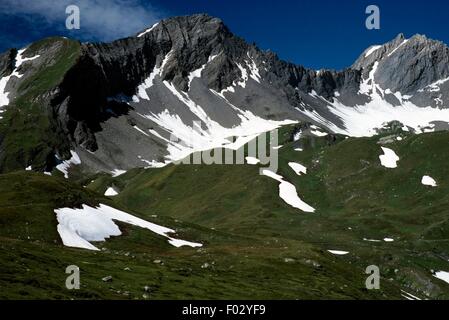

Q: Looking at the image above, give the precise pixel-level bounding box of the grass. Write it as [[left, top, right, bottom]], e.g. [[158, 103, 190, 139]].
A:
[[1, 125, 449, 299], [87, 125, 449, 299], [0, 170, 397, 300]]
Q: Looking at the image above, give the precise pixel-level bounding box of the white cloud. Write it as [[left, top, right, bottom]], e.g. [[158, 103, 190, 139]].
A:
[[0, 0, 164, 41]]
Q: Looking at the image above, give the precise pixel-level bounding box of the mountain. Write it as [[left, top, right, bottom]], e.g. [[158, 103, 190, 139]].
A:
[[2, 14, 449, 299], [1, 14, 449, 176]]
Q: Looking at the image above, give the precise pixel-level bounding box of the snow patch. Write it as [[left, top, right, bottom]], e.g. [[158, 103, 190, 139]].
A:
[[137, 156, 166, 168], [261, 169, 315, 213], [422, 175, 437, 187], [387, 39, 409, 57], [293, 130, 302, 141], [247, 52, 261, 83], [55, 204, 202, 251], [363, 238, 382, 242], [419, 76, 449, 93], [137, 22, 159, 37], [365, 45, 382, 57], [245, 157, 260, 165], [0, 48, 40, 111], [187, 54, 220, 89], [379, 147, 399, 169], [328, 250, 349, 255], [133, 125, 150, 137], [236, 63, 249, 88], [104, 187, 118, 196], [132, 50, 173, 102], [0, 76, 11, 109], [288, 162, 307, 176], [56, 151, 81, 179], [434, 271, 449, 285], [311, 130, 328, 137], [111, 169, 126, 177], [213, 85, 236, 99]]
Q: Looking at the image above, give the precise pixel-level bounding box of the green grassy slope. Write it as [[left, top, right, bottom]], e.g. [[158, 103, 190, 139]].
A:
[[1, 125, 448, 299], [0, 169, 398, 299], [91, 125, 449, 299]]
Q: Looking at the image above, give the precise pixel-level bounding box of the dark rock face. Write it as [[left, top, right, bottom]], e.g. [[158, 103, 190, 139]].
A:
[[155, 15, 235, 92], [0, 49, 16, 77], [1, 14, 449, 174], [52, 15, 238, 151]]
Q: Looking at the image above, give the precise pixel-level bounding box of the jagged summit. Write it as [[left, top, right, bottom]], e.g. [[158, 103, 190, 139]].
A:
[[135, 13, 227, 38]]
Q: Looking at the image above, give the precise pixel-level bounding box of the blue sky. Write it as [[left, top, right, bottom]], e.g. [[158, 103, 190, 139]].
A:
[[1, 0, 448, 70]]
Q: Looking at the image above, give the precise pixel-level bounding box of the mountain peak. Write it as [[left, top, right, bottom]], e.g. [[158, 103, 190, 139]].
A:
[[410, 33, 428, 42], [135, 13, 226, 39], [395, 33, 406, 41], [352, 32, 447, 71], [162, 13, 222, 24]]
